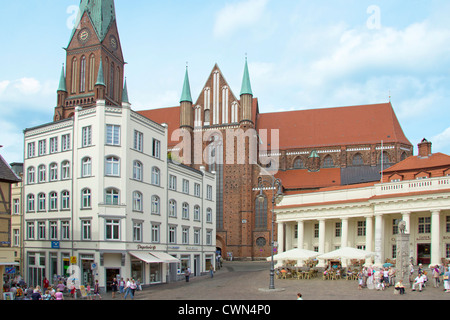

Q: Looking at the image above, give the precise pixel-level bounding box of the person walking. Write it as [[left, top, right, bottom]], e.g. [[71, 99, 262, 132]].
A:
[[444, 267, 450, 293], [210, 265, 214, 278], [119, 278, 125, 294], [124, 278, 133, 300], [111, 278, 118, 299], [185, 267, 191, 282], [129, 279, 137, 299], [93, 280, 102, 300], [432, 265, 440, 288]]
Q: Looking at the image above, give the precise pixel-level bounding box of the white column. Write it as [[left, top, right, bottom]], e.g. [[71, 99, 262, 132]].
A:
[[341, 218, 349, 267], [431, 210, 441, 266], [365, 216, 374, 265], [402, 212, 411, 234], [277, 222, 284, 254], [286, 223, 293, 251], [374, 214, 384, 266], [297, 220, 304, 250], [319, 219, 326, 254]]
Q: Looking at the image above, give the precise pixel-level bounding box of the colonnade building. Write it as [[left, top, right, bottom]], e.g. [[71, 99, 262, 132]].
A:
[[276, 139, 450, 267]]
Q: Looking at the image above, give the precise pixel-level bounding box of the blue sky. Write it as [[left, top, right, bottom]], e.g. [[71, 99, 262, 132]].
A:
[[1, 0, 450, 163]]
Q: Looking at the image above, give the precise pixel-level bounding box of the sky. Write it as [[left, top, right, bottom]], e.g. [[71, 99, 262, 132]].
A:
[[1, 0, 450, 164]]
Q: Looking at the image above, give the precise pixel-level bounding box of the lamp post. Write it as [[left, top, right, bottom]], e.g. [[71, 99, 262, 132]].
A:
[[256, 176, 283, 290]]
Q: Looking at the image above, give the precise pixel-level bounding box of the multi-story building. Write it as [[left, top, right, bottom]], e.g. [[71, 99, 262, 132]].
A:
[[23, 94, 216, 290], [9, 163, 23, 274], [275, 139, 450, 267], [0, 153, 21, 297]]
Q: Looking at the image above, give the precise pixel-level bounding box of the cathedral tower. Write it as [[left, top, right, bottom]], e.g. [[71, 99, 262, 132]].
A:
[[54, 0, 125, 121]]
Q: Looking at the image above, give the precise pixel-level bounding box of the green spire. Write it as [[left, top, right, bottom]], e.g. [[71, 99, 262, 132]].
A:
[[240, 57, 253, 96], [71, 0, 117, 43], [180, 67, 192, 103], [57, 64, 67, 92], [96, 58, 106, 86], [122, 78, 129, 104]]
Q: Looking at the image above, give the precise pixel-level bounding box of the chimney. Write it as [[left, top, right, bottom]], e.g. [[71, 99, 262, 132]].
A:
[[418, 138, 432, 158]]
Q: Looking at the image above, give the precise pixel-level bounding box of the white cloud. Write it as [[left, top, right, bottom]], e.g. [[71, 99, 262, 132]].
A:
[[14, 77, 41, 95], [0, 80, 10, 96], [214, 0, 269, 38], [0, 119, 23, 163], [432, 127, 450, 153]]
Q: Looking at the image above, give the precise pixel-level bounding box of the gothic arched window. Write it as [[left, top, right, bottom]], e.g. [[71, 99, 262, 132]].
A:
[[255, 194, 268, 229], [322, 155, 334, 168], [352, 153, 364, 166], [80, 56, 86, 92], [293, 157, 304, 169]]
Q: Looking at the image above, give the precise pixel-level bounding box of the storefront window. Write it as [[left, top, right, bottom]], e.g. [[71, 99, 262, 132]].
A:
[[150, 264, 161, 283], [131, 259, 143, 283]]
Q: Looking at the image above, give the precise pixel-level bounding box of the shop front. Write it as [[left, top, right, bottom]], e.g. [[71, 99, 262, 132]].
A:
[[129, 251, 180, 285]]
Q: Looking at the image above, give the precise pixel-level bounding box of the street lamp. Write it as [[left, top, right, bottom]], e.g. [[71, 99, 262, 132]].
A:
[[257, 176, 283, 290]]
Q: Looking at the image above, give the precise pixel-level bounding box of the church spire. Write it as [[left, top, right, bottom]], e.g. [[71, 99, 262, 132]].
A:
[[240, 57, 253, 96], [96, 58, 106, 86], [122, 78, 130, 104], [180, 66, 192, 103], [57, 64, 67, 92]]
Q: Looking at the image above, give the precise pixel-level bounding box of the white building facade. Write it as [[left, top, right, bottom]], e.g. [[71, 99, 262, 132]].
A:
[[23, 100, 216, 290], [275, 176, 450, 267]]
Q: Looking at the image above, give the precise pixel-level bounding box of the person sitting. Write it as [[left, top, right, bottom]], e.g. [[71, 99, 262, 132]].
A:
[[412, 273, 424, 292], [395, 280, 405, 295]]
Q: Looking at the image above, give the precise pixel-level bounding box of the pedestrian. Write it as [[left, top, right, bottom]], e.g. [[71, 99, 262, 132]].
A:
[[31, 288, 42, 300], [129, 279, 137, 299], [93, 280, 102, 300], [185, 267, 191, 282], [383, 268, 390, 287], [444, 267, 450, 293], [42, 290, 52, 300], [210, 265, 214, 278], [296, 293, 303, 300], [55, 288, 64, 300], [56, 281, 65, 293], [432, 265, 440, 288], [111, 278, 118, 298], [124, 278, 133, 300], [119, 278, 125, 294], [86, 284, 92, 300], [43, 277, 49, 291], [357, 270, 364, 290]]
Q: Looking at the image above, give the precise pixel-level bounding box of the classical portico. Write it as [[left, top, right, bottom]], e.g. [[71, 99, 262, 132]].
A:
[[276, 176, 450, 267]]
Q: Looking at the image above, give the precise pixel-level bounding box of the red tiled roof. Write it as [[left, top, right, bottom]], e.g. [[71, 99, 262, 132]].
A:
[[274, 168, 341, 190], [383, 153, 450, 173], [137, 106, 180, 148], [257, 102, 411, 149]]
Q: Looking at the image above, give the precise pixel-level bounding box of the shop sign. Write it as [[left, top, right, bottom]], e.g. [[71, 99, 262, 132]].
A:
[[136, 245, 157, 250], [70, 256, 77, 264]]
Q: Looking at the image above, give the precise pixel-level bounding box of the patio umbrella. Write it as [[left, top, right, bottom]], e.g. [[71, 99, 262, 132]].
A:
[[316, 247, 376, 260], [383, 262, 394, 268], [267, 248, 320, 261]]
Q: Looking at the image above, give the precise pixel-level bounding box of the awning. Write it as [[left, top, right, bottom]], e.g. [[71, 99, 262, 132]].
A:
[[150, 251, 180, 263], [129, 252, 164, 264]]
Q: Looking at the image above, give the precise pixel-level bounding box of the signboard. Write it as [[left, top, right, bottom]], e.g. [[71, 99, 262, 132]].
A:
[[5, 267, 16, 275], [70, 256, 77, 264], [79, 285, 87, 298], [51, 241, 60, 249]]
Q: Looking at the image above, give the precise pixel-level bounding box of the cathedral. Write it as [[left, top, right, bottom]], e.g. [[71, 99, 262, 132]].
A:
[[54, 0, 413, 260]]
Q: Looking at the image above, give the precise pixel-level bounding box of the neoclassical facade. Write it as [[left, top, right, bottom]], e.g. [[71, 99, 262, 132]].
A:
[[276, 141, 450, 267]]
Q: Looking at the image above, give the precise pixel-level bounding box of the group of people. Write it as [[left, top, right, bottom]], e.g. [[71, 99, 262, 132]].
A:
[[3, 281, 66, 300], [357, 265, 396, 290], [115, 278, 140, 300]]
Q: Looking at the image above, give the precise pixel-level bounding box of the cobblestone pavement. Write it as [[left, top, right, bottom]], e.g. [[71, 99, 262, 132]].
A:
[[97, 261, 450, 301]]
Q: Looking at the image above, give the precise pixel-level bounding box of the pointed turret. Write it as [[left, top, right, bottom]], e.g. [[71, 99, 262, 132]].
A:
[[180, 67, 194, 129], [95, 58, 106, 100], [56, 64, 68, 111], [57, 64, 67, 93], [240, 57, 254, 126], [122, 78, 130, 104]]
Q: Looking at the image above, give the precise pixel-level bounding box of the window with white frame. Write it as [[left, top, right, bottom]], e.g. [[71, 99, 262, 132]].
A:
[[357, 221, 366, 236], [38, 140, 46, 156], [105, 156, 120, 176], [169, 200, 177, 217], [194, 205, 201, 221], [151, 224, 160, 243], [182, 179, 189, 194], [182, 202, 189, 219], [134, 130, 143, 152], [13, 199, 20, 215], [194, 229, 200, 245], [49, 163, 58, 181], [206, 208, 213, 223], [27, 167, 35, 184], [38, 165, 46, 183], [206, 230, 212, 245], [49, 192, 58, 211], [133, 191, 143, 212], [49, 221, 58, 240], [38, 193, 46, 211], [151, 195, 160, 215], [133, 161, 143, 181], [206, 185, 213, 200], [27, 142, 35, 158], [82, 126, 92, 147], [182, 227, 189, 244], [106, 219, 120, 240], [50, 137, 58, 154], [105, 188, 120, 205], [81, 188, 91, 208], [152, 138, 161, 159], [81, 220, 91, 240], [13, 229, 20, 247], [335, 222, 341, 237], [151, 167, 160, 186], [27, 222, 35, 239], [61, 161, 70, 180], [61, 191, 70, 210], [194, 183, 201, 197], [61, 221, 70, 240], [133, 222, 142, 242], [106, 124, 121, 146], [27, 194, 35, 212], [418, 217, 431, 234], [169, 225, 177, 244], [62, 134, 71, 151], [169, 175, 177, 190], [82, 157, 92, 177], [38, 221, 46, 240]]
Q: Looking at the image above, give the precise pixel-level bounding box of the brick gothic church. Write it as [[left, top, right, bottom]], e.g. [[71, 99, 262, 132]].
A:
[[54, 0, 413, 260]]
